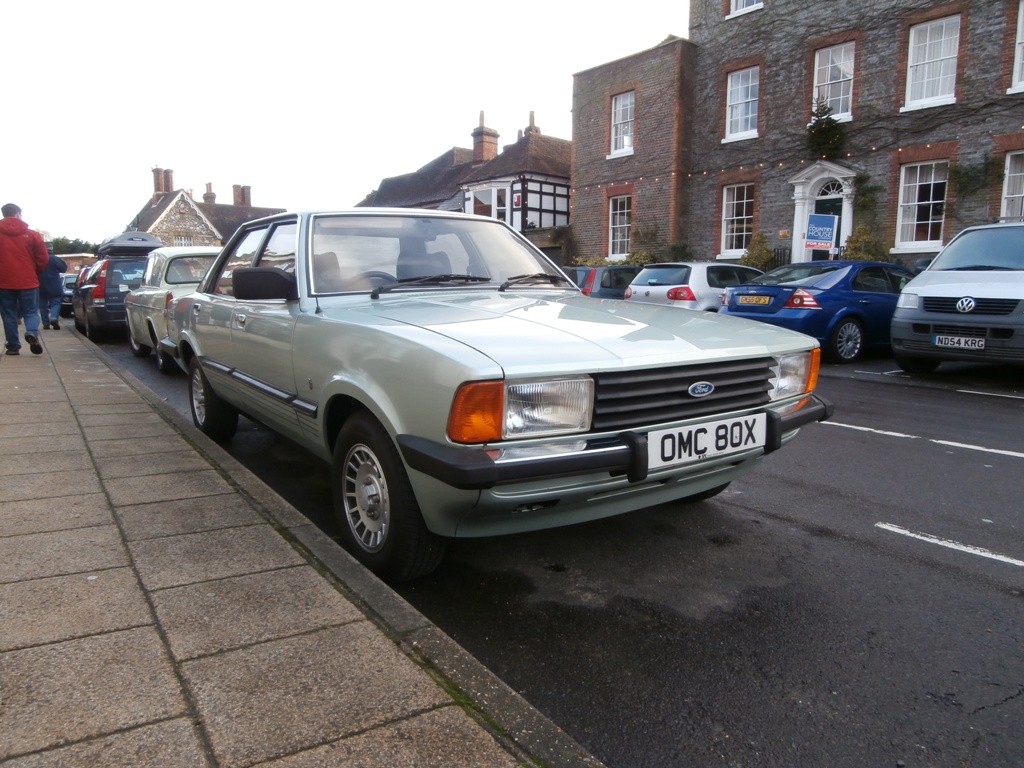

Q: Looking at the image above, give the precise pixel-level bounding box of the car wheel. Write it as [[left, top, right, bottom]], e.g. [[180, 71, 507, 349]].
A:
[[127, 328, 152, 357], [683, 482, 730, 503], [893, 353, 940, 374], [188, 357, 238, 441], [828, 318, 863, 363], [156, 348, 177, 375], [85, 313, 102, 342], [332, 411, 446, 582], [74, 312, 85, 333]]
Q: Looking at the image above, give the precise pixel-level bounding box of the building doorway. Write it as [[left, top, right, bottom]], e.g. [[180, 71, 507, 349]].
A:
[[812, 180, 844, 260]]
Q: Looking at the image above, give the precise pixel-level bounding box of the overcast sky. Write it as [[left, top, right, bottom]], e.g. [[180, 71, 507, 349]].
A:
[[3, 1, 689, 245]]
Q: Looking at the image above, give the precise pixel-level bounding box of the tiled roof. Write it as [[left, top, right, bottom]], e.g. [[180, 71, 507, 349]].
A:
[[129, 190, 284, 241], [359, 128, 570, 209], [358, 148, 476, 208], [463, 131, 570, 183]]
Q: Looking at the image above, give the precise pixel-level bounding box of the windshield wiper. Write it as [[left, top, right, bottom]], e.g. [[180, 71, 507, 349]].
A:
[[370, 274, 490, 299], [498, 273, 574, 292]]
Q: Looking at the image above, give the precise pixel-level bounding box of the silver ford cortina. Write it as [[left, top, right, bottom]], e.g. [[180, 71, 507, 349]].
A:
[[168, 209, 832, 580]]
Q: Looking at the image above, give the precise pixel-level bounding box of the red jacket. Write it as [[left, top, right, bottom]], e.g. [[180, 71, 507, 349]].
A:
[[0, 217, 49, 290]]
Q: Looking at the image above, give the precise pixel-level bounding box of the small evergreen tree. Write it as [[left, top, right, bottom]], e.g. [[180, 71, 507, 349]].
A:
[[841, 224, 887, 261], [806, 99, 845, 161], [740, 231, 774, 271]]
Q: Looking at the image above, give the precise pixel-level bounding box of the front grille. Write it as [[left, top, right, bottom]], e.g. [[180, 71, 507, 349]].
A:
[[930, 324, 988, 338], [922, 297, 1020, 315], [591, 357, 774, 431]]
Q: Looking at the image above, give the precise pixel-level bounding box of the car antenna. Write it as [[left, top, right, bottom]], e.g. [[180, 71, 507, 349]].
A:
[[314, 294, 323, 314]]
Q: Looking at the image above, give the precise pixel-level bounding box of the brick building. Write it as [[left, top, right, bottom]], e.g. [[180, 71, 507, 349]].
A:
[[126, 168, 285, 247], [572, 36, 696, 261], [572, 0, 1024, 266]]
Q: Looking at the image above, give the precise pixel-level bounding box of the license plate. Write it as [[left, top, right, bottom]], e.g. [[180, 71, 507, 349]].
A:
[[934, 335, 985, 350], [738, 295, 770, 305], [648, 413, 767, 471]]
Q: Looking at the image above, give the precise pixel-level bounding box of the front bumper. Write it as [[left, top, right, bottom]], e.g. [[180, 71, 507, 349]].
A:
[[399, 393, 833, 490]]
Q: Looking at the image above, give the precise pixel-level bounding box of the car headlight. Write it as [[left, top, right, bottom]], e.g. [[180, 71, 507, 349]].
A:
[[449, 377, 594, 444], [896, 292, 919, 310], [769, 349, 819, 401]]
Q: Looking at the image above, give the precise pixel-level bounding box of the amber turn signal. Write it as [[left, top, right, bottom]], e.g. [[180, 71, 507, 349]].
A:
[[448, 381, 504, 444]]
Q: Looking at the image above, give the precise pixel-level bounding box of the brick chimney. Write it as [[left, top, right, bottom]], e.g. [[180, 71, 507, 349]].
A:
[[232, 184, 242, 206], [152, 167, 165, 204], [203, 183, 216, 204], [242, 185, 251, 206], [163, 168, 174, 193], [472, 111, 499, 165]]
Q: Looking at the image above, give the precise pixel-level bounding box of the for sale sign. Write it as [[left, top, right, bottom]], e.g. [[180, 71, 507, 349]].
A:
[[805, 214, 838, 250]]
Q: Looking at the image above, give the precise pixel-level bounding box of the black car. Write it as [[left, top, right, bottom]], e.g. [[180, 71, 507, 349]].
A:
[[72, 258, 149, 340], [59, 272, 78, 318]]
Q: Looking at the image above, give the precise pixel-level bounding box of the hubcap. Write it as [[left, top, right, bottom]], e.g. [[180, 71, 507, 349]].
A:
[[191, 368, 206, 424], [837, 322, 862, 360], [343, 444, 389, 552]]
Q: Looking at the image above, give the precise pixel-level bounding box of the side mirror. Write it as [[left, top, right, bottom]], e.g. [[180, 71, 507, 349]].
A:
[[914, 257, 933, 273], [233, 267, 297, 301]]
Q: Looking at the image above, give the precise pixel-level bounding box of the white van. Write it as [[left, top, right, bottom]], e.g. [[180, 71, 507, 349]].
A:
[[890, 222, 1024, 373]]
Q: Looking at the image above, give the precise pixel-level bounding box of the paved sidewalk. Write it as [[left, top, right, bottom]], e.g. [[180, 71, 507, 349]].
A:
[[0, 327, 604, 768]]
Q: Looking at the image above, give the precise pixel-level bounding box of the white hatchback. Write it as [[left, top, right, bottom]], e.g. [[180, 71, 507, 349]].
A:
[[624, 262, 763, 311]]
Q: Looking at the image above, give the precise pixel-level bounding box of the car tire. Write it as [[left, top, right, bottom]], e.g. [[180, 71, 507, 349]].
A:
[[682, 482, 730, 503], [188, 357, 238, 441], [893, 353, 940, 374], [156, 348, 177, 375], [85, 313, 102, 342], [828, 317, 863, 363], [332, 411, 446, 582], [74, 312, 85, 333], [127, 328, 152, 357]]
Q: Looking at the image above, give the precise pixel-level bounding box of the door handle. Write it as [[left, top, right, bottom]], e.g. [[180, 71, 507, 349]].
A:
[[235, 313, 247, 326]]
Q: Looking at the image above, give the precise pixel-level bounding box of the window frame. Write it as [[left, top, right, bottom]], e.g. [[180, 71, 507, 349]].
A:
[[721, 183, 755, 256], [1002, 151, 1024, 221], [813, 42, 855, 121], [895, 161, 949, 250], [726, 0, 763, 19], [608, 91, 635, 158], [1011, 0, 1024, 94], [608, 195, 632, 258], [724, 66, 760, 142], [902, 15, 960, 112]]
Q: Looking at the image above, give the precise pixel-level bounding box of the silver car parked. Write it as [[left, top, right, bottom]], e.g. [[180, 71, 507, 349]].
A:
[[624, 262, 764, 312], [126, 246, 219, 373], [169, 210, 831, 581]]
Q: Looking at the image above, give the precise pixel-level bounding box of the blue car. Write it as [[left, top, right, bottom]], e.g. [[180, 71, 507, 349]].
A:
[[721, 260, 916, 362]]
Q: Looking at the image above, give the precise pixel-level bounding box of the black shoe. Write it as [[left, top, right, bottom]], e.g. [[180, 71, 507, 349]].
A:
[[51, 321, 60, 330], [5, 347, 19, 356], [25, 334, 43, 355]]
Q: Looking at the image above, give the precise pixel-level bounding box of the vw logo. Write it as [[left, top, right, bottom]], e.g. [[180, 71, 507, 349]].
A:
[[956, 297, 976, 313], [688, 381, 715, 398]]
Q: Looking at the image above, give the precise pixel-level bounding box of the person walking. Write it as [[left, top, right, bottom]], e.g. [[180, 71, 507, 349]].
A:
[[38, 243, 68, 330], [0, 203, 49, 355]]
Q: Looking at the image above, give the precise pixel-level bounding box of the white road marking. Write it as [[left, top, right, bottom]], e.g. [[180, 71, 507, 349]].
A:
[[957, 389, 1024, 401], [821, 421, 1024, 459], [875, 523, 1024, 568]]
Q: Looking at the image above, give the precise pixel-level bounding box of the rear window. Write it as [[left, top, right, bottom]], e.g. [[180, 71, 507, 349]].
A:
[[753, 263, 843, 286], [633, 265, 692, 285], [106, 259, 147, 289], [931, 227, 1024, 271]]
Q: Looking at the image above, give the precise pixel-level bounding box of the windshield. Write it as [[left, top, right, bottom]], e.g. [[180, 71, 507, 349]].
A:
[[309, 214, 562, 294], [930, 227, 1024, 271], [751, 263, 843, 286]]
